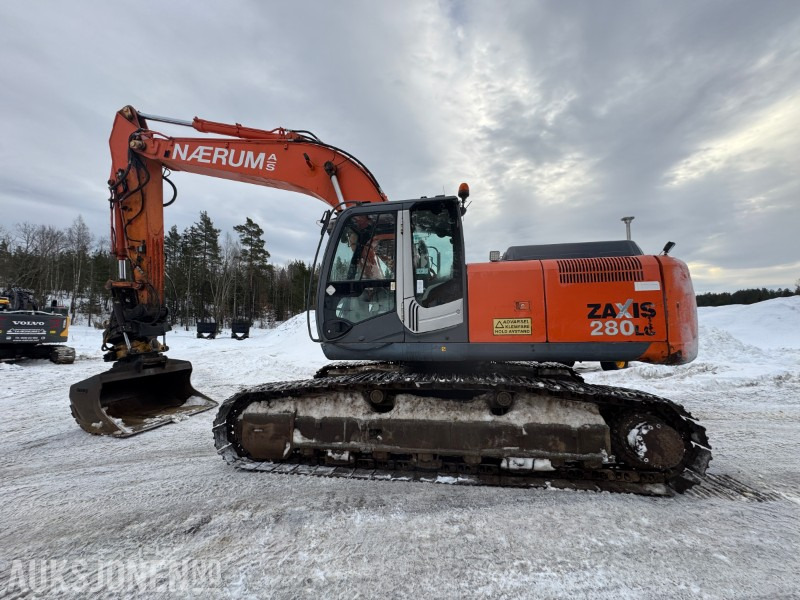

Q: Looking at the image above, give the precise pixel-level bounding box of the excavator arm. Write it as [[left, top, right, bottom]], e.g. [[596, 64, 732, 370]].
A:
[[70, 105, 388, 437], [105, 105, 387, 355]]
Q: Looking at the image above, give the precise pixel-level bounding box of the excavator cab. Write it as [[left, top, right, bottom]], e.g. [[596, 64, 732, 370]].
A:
[[316, 196, 468, 359]]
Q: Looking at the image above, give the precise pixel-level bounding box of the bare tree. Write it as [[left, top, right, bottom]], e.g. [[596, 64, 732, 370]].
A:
[[66, 216, 92, 321], [210, 232, 241, 327], [11, 223, 67, 303]]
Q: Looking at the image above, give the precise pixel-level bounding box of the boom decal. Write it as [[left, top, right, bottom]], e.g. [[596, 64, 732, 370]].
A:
[[172, 143, 278, 171]]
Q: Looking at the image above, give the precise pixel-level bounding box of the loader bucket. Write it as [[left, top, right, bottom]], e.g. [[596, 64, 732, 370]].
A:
[[69, 358, 217, 437]]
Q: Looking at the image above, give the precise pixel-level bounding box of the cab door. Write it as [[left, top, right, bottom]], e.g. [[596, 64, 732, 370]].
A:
[[399, 199, 465, 335]]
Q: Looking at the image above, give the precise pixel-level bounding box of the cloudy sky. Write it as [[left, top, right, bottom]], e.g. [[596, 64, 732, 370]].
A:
[[1, 1, 798, 293]]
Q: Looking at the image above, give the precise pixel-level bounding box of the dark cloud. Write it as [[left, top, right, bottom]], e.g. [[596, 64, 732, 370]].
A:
[[1, 1, 798, 293], [448, 1, 800, 291]]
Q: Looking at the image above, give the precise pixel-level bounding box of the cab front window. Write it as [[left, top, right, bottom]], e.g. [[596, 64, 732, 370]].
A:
[[325, 212, 396, 326]]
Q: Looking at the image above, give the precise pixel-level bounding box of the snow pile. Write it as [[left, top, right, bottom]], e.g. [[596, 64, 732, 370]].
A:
[[698, 296, 800, 350], [585, 297, 800, 395]]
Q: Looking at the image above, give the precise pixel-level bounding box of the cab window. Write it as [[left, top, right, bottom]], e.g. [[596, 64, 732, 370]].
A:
[[410, 201, 463, 308], [325, 212, 396, 325]]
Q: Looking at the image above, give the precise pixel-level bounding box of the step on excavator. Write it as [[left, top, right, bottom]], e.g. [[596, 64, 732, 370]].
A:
[[70, 106, 711, 494]]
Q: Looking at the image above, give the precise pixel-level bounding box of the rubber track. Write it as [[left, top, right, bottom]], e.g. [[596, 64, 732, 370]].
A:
[[213, 366, 711, 496]]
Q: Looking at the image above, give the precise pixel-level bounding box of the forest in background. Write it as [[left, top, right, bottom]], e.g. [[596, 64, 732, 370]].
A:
[[1, 213, 797, 328], [0, 212, 314, 329], [695, 288, 797, 307]]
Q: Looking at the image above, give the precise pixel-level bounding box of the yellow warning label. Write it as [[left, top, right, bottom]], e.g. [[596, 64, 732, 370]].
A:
[[493, 318, 532, 336]]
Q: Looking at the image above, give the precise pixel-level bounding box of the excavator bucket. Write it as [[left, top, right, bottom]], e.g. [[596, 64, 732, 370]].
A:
[[69, 358, 216, 437]]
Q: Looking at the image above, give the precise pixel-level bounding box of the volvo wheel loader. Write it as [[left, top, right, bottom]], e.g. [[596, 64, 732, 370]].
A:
[[70, 106, 711, 494]]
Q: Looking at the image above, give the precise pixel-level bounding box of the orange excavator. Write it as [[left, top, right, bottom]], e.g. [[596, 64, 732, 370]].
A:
[[70, 106, 711, 495]]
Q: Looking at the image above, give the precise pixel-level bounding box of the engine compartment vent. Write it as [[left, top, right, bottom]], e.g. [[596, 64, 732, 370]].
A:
[[557, 257, 644, 284]]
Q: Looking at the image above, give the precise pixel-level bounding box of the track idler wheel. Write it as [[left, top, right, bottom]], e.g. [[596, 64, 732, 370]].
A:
[[613, 413, 686, 470]]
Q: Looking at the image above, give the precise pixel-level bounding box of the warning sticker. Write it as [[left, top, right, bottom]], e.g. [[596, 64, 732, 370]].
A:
[[493, 318, 532, 336]]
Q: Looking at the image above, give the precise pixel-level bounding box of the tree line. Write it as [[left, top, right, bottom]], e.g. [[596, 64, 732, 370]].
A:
[[163, 211, 314, 328], [695, 287, 798, 307], [2, 216, 797, 324], [0, 212, 315, 329]]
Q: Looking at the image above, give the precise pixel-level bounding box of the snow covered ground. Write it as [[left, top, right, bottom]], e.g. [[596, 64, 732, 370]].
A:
[[1, 298, 799, 599]]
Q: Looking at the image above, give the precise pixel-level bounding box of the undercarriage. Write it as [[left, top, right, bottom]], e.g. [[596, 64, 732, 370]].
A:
[[214, 362, 711, 496]]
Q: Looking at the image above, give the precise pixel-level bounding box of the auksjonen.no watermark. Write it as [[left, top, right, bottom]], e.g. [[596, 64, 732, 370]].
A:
[[2, 557, 222, 594]]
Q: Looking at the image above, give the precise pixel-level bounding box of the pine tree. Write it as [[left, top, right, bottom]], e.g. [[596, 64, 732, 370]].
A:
[[194, 211, 221, 322], [179, 224, 202, 328], [211, 232, 241, 327], [164, 225, 183, 323], [233, 217, 270, 322]]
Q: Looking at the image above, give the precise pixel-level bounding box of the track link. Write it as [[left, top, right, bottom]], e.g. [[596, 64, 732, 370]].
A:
[[213, 363, 711, 496], [50, 345, 76, 364]]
